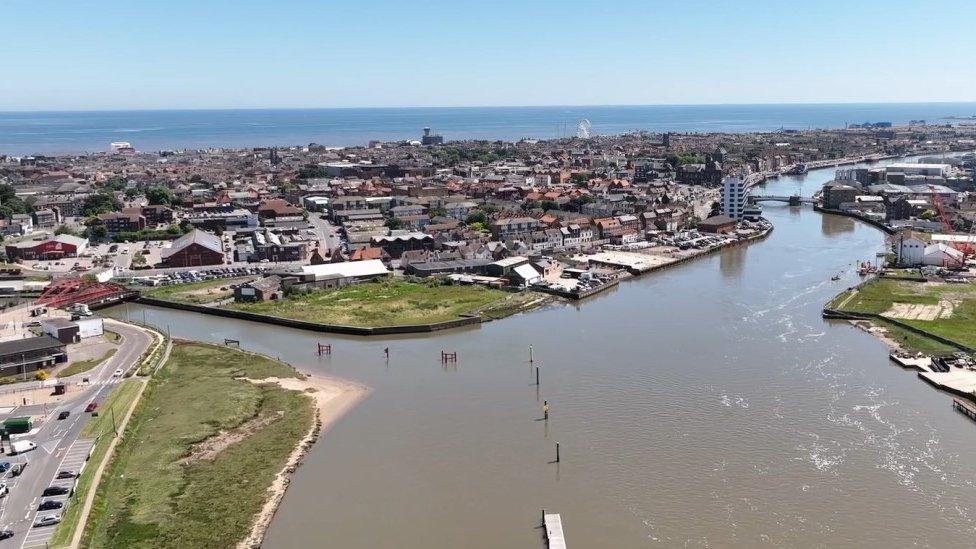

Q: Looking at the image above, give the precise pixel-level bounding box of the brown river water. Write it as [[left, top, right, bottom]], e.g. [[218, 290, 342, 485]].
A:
[[109, 159, 976, 548]]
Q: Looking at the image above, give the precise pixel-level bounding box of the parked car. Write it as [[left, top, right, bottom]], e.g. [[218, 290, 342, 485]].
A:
[[57, 410, 70, 420], [0, 462, 11, 473], [56, 470, 77, 479], [0, 530, 12, 540], [38, 500, 63, 511], [113, 369, 124, 377], [0, 483, 7, 497], [33, 515, 61, 527], [85, 401, 98, 413], [42, 486, 69, 497]]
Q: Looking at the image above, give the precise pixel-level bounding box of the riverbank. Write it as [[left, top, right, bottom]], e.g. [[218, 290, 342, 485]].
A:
[[824, 276, 976, 354], [135, 281, 551, 336], [78, 341, 366, 549], [825, 274, 976, 408], [237, 373, 368, 549]]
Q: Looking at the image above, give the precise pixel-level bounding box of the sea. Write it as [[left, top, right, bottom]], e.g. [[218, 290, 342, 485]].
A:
[[1, 103, 975, 156]]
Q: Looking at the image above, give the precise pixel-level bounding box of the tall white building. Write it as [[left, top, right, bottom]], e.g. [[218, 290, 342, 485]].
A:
[[721, 176, 747, 219]]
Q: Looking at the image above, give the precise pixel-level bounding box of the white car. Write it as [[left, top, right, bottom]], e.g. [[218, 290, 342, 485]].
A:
[[0, 483, 7, 497], [113, 369, 124, 377], [34, 515, 60, 527]]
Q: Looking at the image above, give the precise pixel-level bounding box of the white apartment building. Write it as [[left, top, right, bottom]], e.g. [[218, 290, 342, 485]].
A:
[[721, 176, 747, 219]]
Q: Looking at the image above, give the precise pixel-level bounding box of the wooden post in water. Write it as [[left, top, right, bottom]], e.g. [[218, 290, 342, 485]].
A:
[[529, 345, 534, 364], [535, 365, 540, 386], [555, 442, 560, 463]]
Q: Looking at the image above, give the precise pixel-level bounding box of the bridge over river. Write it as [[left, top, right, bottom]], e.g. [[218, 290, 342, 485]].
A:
[[748, 194, 817, 206]]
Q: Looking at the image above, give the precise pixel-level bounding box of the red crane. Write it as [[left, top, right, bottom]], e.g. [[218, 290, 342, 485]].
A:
[[929, 184, 975, 257]]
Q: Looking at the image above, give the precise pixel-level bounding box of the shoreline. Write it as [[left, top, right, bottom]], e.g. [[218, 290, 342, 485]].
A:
[[237, 373, 370, 548]]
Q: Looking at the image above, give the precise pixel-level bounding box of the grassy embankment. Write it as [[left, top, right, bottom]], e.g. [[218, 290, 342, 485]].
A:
[[830, 277, 976, 353], [77, 342, 314, 549], [142, 277, 254, 304], [225, 279, 532, 327], [59, 348, 118, 377], [49, 379, 144, 547]]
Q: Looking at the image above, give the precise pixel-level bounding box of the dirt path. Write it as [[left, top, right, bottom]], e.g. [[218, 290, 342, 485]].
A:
[[236, 374, 369, 549]]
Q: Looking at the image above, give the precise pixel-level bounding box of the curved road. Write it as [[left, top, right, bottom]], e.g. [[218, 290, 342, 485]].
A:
[[0, 320, 152, 548]]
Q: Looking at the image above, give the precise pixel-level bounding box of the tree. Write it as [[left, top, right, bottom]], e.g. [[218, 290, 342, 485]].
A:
[[82, 193, 121, 216], [146, 186, 173, 205], [298, 165, 330, 179], [570, 172, 592, 184], [0, 184, 31, 219], [385, 217, 404, 230], [84, 220, 108, 240], [465, 210, 488, 225]]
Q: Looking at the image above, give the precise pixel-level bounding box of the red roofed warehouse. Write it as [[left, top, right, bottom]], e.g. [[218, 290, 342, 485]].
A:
[[161, 229, 224, 267], [5, 234, 88, 261]]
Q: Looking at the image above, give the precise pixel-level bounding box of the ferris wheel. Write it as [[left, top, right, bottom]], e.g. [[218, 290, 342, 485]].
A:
[[576, 119, 592, 139]]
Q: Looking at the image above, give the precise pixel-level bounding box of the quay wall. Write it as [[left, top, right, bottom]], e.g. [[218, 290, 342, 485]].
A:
[[132, 296, 483, 336], [822, 307, 975, 353], [634, 225, 774, 277], [813, 206, 896, 235], [535, 278, 620, 301]]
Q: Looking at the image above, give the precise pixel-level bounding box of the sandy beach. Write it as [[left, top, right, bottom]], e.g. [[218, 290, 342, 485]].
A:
[[236, 373, 369, 549]]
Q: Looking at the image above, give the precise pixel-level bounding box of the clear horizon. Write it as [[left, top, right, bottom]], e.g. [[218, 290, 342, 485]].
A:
[[2, 100, 976, 115], [3, 0, 975, 111]]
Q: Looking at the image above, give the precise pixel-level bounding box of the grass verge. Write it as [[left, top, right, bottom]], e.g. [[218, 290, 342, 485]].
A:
[[49, 379, 144, 547], [143, 277, 253, 304], [225, 279, 511, 327], [60, 348, 118, 378], [79, 342, 313, 549]]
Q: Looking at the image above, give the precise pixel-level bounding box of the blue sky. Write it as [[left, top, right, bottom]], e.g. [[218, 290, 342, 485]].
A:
[[2, 0, 974, 110]]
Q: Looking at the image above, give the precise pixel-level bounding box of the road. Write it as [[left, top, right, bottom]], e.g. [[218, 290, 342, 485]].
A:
[[307, 214, 344, 252], [0, 321, 152, 548]]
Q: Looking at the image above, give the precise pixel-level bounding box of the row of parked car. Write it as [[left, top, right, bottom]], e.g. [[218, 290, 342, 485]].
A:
[[130, 265, 274, 287]]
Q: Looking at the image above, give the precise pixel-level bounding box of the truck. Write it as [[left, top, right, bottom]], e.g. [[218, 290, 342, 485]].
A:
[[3, 416, 33, 434], [8, 440, 37, 455]]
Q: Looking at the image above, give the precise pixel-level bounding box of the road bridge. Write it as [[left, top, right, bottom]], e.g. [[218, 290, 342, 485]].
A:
[[747, 195, 816, 206]]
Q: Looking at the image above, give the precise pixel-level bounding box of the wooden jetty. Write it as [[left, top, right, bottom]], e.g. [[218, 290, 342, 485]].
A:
[[953, 399, 976, 422], [317, 343, 332, 356], [542, 511, 567, 549]]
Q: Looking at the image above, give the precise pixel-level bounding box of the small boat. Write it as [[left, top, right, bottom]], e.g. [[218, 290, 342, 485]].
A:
[[831, 274, 841, 281]]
